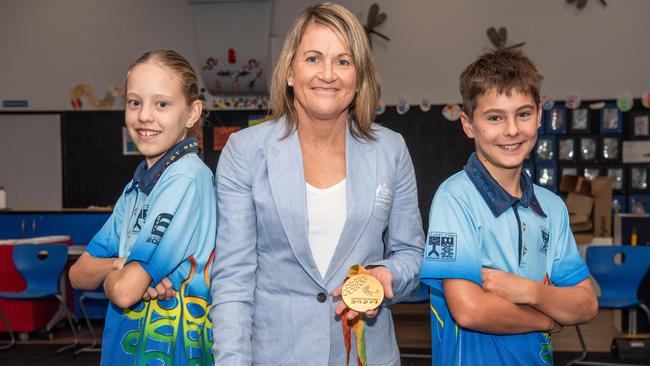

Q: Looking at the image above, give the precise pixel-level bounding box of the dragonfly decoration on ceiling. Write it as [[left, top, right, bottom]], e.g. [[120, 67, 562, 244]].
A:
[[486, 27, 525, 51], [364, 3, 390, 48]]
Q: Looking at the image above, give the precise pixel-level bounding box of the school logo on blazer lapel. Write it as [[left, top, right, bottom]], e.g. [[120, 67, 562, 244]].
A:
[[426, 232, 457, 261]]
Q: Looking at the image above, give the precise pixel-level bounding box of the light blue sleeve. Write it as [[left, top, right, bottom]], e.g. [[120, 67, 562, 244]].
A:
[[85, 186, 127, 259], [126, 174, 200, 285], [549, 203, 590, 287], [420, 189, 482, 287], [209, 132, 256, 365], [370, 134, 425, 303]]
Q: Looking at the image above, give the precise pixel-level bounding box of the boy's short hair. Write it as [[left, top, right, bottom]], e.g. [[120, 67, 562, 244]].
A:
[[459, 49, 543, 118]]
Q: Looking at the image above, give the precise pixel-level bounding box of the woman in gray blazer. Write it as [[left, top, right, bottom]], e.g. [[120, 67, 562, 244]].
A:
[[210, 3, 424, 365]]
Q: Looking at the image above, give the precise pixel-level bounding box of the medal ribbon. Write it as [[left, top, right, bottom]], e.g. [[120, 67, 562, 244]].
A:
[[342, 264, 369, 366]]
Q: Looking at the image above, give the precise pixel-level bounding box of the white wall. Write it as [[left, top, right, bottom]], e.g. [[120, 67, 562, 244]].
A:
[[0, 0, 648, 110], [0, 114, 62, 209]]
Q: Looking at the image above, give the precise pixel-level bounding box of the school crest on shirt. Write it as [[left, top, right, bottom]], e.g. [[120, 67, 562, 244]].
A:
[[426, 232, 457, 262], [132, 208, 148, 234], [539, 226, 549, 255]]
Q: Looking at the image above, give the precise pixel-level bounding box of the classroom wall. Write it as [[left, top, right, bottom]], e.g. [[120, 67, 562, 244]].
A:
[[0, 0, 648, 110]]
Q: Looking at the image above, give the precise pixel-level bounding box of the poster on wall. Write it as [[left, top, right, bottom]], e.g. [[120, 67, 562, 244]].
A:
[[122, 127, 141, 156], [191, 1, 271, 96]]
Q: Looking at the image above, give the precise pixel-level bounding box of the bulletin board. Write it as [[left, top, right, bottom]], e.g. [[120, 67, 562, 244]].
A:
[[60, 107, 474, 222]]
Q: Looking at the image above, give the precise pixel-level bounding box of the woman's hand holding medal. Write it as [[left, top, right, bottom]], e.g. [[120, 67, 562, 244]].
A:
[[333, 265, 394, 320]]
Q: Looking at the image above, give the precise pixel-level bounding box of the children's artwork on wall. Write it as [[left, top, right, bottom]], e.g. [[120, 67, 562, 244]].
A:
[[192, 1, 271, 96], [122, 127, 141, 156], [442, 104, 461, 121], [535, 136, 556, 162], [376, 99, 386, 115], [582, 165, 601, 181], [419, 98, 431, 112], [570, 108, 590, 132], [212, 126, 241, 151], [629, 166, 649, 192], [565, 94, 581, 109], [589, 101, 605, 110], [601, 136, 620, 161], [579, 136, 598, 161], [535, 163, 557, 192], [600, 105, 622, 134], [69, 84, 124, 110], [558, 137, 576, 161], [209, 95, 269, 110], [642, 91, 650, 109], [631, 112, 650, 137], [545, 105, 567, 134], [560, 165, 579, 179], [542, 95, 555, 111], [616, 92, 634, 112], [612, 195, 626, 214], [396, 98, 410, 115], [607, 166, 625, 192], [627, 194, 650, 215]]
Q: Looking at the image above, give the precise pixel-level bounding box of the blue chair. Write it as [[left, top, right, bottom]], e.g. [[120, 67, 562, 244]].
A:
[[568, 245, 650, 366], [74, 290, 108, 354], [0, 244, 78, 353]]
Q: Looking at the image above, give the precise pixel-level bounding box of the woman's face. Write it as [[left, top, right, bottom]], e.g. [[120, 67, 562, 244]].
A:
[[289, 22, 357, 122]]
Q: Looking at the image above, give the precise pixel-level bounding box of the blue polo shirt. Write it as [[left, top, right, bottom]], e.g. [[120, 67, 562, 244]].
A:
[[86, 138, 217, 366], [420, 153, 589, 366]]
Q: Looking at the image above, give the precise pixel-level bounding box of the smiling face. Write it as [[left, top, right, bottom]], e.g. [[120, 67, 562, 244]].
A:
[[125, 62, 201, 167], [288, 21, 357, 123], [461, 88, 541, 177]]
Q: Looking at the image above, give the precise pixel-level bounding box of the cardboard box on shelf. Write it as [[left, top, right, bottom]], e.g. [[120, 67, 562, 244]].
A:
[[560, 175, 613, 239]]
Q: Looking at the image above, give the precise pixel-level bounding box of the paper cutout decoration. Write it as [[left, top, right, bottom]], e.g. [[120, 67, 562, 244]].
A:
[[213, 126, 241, 151], [589, 101, 605, 110], [542, 95, 555, 111], [192, 1, 270, 96], [248, 114, 266, 127], [70, 84, 124, 110], [486, 27, 525, 51], [566, 0, 607, 10], [642, 91, 650, 109], [617, 93, 634, 112], [565, 95, 581, 109], [442, 104, 461, 121], [375, 99, 386, 115], [396, 98, 410, 115], [420, 98, 431, 112], [364, 3, 390, 48]]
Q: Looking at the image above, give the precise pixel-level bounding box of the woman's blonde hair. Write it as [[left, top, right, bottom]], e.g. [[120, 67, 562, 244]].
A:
[[268, 2, 381, 140]]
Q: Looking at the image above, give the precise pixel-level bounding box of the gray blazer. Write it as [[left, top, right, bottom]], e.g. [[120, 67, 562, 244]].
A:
[[209, 118, 424, 365]]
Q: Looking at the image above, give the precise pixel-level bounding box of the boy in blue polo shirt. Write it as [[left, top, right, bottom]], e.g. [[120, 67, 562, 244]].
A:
[[420, 49, 598, 365]]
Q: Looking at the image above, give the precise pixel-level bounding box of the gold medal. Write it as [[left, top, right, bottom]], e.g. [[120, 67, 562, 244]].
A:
[[341, 274, 384, 312]]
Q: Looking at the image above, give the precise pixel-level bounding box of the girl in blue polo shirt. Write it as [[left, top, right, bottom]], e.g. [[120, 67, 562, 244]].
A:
[[69, 50, 216, 365]]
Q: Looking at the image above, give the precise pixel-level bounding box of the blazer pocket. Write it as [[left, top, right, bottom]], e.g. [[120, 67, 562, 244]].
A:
[[252, 292, 294, 365]]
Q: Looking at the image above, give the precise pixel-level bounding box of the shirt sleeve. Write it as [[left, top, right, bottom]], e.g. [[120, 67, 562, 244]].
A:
[[549, 203, 590, 287], [126, 174, 200, 285], [85, 186, 127, 258], [420, 189, 483, 287]]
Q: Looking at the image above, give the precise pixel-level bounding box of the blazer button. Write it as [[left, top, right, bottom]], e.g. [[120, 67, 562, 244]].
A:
[[316, 292, 327, 303]]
